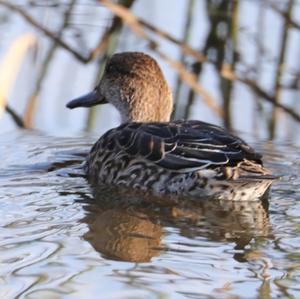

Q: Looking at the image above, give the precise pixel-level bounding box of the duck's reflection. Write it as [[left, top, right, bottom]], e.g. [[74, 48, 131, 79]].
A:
[[83, 205, 162, 262], [82, 186, 271, 263]]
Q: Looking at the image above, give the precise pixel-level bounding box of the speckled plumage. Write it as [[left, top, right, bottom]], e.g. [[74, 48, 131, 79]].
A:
[[67, 52, 273, 200]]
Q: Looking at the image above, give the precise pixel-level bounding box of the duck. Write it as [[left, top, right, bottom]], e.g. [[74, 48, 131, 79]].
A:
[[66, 51, 273, 201]]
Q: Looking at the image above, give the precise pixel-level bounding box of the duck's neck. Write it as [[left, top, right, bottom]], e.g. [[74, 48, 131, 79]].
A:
[[119, 94, 173, 123]]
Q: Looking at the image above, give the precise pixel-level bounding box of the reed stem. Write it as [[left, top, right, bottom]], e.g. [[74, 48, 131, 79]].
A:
[[269, 0, 294, 139]]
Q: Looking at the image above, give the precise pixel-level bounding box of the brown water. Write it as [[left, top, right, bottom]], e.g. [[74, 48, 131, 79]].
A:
[[0, 131, 299, 298]]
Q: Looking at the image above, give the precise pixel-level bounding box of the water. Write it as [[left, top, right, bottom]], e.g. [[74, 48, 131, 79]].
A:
[[0, 131, 299, 298], [1, 1, 300, 298]]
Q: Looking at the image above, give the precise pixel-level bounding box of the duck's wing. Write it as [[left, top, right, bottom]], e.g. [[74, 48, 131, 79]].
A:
[[101, 120, 262, 173]]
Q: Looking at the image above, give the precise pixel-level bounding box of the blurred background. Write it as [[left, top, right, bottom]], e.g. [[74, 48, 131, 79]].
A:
[[1, 0, 300, 142]]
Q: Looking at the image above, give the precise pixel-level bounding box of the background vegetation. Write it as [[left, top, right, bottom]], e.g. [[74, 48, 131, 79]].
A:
[[0, 0, 300, 142]]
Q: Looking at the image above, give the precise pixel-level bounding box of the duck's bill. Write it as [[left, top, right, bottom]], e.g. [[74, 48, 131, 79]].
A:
[[66, 90, 107, 109]]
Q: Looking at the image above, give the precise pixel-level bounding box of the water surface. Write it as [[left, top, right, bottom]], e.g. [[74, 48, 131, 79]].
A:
[[0, 131, 299, 298]]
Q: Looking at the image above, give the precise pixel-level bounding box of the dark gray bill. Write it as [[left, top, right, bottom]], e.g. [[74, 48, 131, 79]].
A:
[[66, 90, 107, 109]]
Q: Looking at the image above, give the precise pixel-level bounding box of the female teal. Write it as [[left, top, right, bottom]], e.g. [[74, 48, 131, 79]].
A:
[[67, 52, 273, 201]]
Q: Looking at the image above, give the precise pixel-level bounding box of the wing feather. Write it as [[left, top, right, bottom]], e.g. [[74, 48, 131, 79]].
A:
[[102, 120, 262, 172]]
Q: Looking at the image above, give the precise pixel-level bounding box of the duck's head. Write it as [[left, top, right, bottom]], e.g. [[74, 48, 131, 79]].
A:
[[66, 52, 173, 123]]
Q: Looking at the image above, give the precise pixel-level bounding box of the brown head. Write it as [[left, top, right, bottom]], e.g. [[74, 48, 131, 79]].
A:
[[66, 52, 173, 122]]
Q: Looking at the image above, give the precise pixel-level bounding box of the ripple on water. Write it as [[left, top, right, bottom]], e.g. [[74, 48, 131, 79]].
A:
[[0, 132, 300, 298]]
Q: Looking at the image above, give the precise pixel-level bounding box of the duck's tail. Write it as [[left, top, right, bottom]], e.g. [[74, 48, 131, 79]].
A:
[[223, 159, 277, 181]]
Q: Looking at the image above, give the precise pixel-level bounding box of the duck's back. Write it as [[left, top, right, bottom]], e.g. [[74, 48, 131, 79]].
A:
[[85, 120, 272, 200]]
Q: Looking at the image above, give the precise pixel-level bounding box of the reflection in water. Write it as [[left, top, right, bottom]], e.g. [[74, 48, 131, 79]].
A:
[[81, 186, 271, 263], [84, 207, 162, 263], [169, 198, 270, 250], [1, 132, 300, 298]]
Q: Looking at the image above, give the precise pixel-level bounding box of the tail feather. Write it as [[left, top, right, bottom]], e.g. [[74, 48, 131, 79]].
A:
[[221, 159, 276, 181], [238, 174, 277, 180]]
